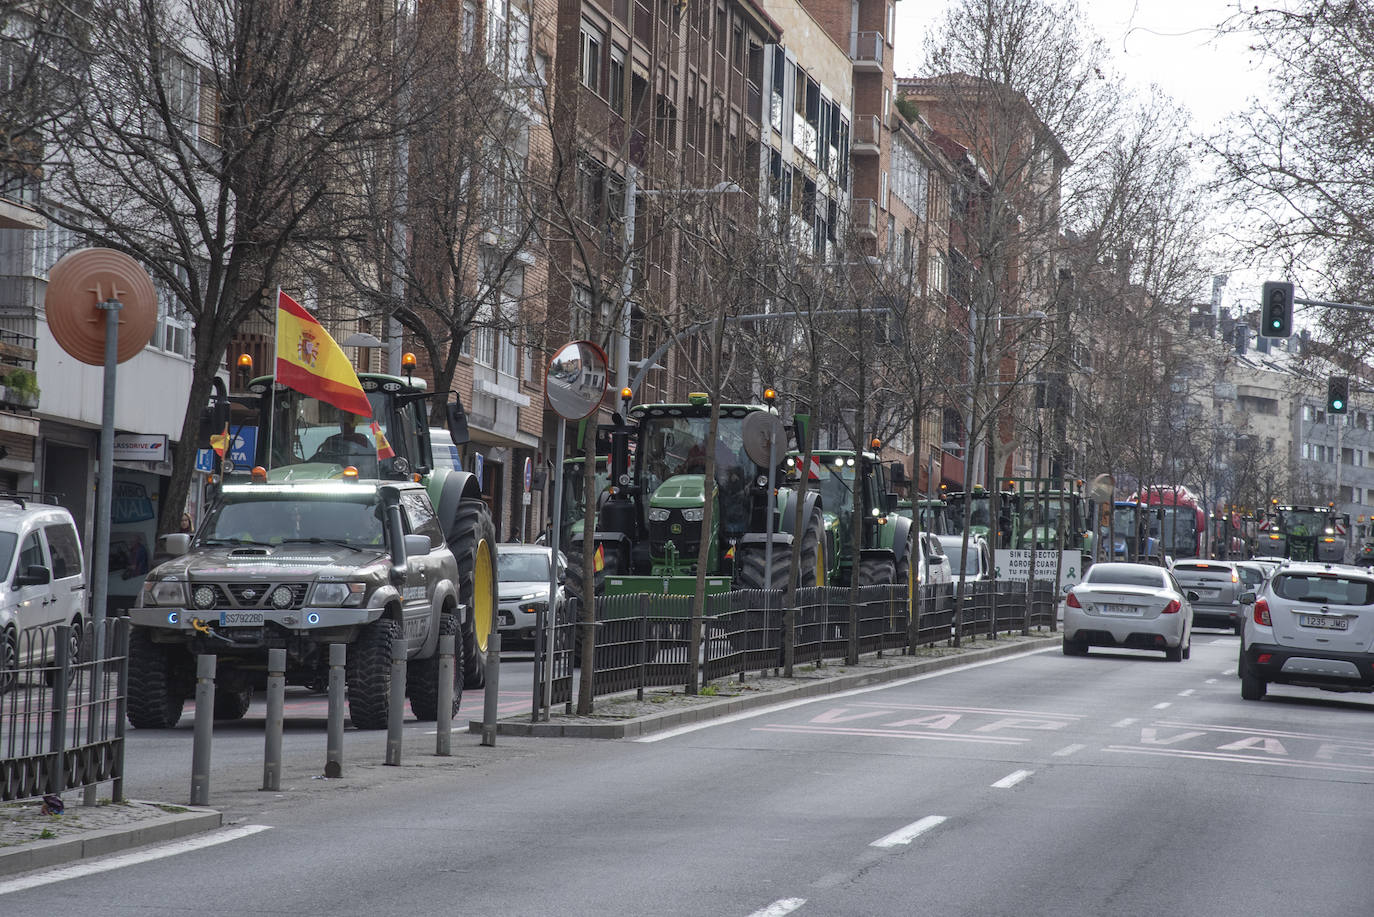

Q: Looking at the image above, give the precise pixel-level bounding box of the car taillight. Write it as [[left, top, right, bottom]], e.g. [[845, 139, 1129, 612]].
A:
[[1066, 592, 1082, 608], [1163, 599, 1181, 614], [1253, 598, 1271, 626], [1230, 571, 1239, 584]]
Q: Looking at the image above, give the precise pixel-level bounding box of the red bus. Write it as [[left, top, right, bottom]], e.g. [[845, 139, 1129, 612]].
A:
[[1128, 485, 1206, 559]]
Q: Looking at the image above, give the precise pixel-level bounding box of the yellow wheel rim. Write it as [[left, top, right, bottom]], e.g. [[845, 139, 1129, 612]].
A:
[[473, 539, 494, 652], [814, 542, 826, 587], [906, 552, 917, 619]]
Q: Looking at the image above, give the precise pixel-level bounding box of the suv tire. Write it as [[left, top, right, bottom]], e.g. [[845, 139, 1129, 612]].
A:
[[407, 610, 462, 720], [213, 687, 254, 721], [0, 625, 17, 694], [1240, 654, 1267, 700], [348, 617, 400, 729], [127, 628, 186, 729]]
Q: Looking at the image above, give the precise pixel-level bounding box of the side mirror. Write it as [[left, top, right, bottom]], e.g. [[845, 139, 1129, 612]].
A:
[[14, 564, 51, 587], [163, 533, 191, 557], [403, 534, 432, 557], [1185, 590, 1200, 603], [1238, 591, 1256, 604], [446, 395, 471, 446]]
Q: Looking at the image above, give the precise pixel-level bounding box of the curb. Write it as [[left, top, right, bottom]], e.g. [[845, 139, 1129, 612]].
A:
[[0, 804, 222, 878], [469, 635, 1060, 739]]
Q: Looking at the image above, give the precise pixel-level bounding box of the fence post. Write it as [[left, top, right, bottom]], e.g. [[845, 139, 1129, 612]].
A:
[[189, 654, 215, 806], [325, 643, 345, 778], [385, 637, 406, 765], [436, 633, 455, 756], [638, 594, 649, 701], [262, 648, 286, 791], [480, 631, 501, 747], [48, 624, 71, 800], [112, 619, 130, 803]]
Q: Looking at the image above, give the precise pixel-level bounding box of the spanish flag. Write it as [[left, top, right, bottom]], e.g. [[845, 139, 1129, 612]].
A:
[[593, 543, 605, 572], [209, 423, 230, 458], [275, 290, 372, 418], [370, 421, 396, 460]]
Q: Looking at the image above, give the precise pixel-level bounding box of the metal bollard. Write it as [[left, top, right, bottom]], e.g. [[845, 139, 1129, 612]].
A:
[[480, 631, 501, 747], [190, 654, 216, 806], [325, 644, 345, 778], [48, 624, 71, 800], [435, 633, 455, 756], [385, 637, 407, 765], [262, 648, 286, 791]]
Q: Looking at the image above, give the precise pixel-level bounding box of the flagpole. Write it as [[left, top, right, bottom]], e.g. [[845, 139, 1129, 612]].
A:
[[268, 288, 281, 473]]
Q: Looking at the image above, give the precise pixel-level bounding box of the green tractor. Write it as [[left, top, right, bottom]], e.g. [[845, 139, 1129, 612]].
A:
[[1001, 477, 1094, 565], [783, 449, 920, 593], [206, 369, 498, 689], [562, 393, 826, 605], [944, 486, 1015, 548]]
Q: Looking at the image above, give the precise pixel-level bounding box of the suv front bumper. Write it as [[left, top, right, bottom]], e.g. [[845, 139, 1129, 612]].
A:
[[1244, 641, 1374, 691], [129, 605, 378, 638]]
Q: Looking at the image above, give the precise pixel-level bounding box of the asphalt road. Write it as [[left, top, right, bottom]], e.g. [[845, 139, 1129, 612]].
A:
[[9, 631, 1374, 916]]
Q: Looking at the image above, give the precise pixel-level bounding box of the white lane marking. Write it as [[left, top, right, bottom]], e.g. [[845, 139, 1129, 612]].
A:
[[871, 815, 947, 849], [1223, 668, 1237, 676], [0, 825, 272, 895], [1112, 718, 1137, 728], [635, 645, 1058, 742], [1105, 746, 1374, 776], [747, 898, 807, 917], [1053, 744, 1085, 757], [1153, 702, 1171, 710], [1178, 689, 1195, 697], [1205, 679, 1218, 684], [992, 769, 1033, 789]]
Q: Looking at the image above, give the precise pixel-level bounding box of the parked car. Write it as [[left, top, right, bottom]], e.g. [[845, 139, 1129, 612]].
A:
[[1171, 560, 1250, 633], [0, 497, 88, 692], [1239, 562, 1374, 701], [1247, 557, 1282, 579], [917, 532, 953, 590], [1061, 561, 1196, 661], [497, 544, 567, 647], [937, 534, 991, 583]]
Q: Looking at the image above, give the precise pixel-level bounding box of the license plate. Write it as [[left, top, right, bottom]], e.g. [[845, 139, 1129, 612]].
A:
[[499, 611, 514, 626], [219, 611, 264, 626], [1100, 605, 1142, 616], [1300, 614, 1348, 630]]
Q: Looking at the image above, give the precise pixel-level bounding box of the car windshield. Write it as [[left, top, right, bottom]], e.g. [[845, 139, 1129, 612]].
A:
[[1236, 566, 1266, 587], [500, 552, 550, 582], [941, 543, 981, 576], [1272, 573, 1374, 606], [1085, 566, 1166, 588], [203, 497, 384, 547]]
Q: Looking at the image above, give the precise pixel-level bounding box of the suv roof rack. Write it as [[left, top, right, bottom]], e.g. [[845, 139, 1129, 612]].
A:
[[0, 490, 61, 509]]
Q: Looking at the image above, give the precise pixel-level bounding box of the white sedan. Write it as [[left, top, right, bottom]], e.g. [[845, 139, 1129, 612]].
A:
[[1062, 562, 1196, 661]]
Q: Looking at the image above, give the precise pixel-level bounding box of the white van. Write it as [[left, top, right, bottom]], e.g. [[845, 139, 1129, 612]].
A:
[[937, 533, 993, 583], [0, 498, 87, 685]]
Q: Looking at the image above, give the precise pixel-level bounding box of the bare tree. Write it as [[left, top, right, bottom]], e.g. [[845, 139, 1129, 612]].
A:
[[39, 0, 430, 534]]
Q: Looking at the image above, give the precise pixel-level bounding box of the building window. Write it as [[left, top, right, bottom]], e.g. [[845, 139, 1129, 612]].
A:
[[580, 25, 603, 94], [462, 1, 477, 54], [608, 47, 626, 115]]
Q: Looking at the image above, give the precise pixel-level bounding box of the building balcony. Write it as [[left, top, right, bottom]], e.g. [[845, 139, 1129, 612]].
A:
[[852, 198, 878, 239], [853, 115, 882, 155], [0, 167, 43, 231], [849, 32, 884, 73]]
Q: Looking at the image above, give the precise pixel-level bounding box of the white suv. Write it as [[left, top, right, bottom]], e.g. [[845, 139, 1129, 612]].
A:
[[0, 498, 87, 688], [1240, 562, 1374, 701]]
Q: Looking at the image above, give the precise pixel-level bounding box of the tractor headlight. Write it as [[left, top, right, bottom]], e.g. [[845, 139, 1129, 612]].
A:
[[681, 507, 704, 522], [143, 578, 187, 607], [647, 508, 671, 523], [310, 582, 367, 607]]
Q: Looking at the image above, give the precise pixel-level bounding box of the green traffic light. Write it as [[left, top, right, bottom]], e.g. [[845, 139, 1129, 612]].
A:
[[1334, 400, 1344, 410]]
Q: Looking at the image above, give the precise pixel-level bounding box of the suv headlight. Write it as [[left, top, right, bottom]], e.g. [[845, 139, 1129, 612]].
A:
[[310, 582, 367, 607], [142, 578, 187, 607], [647, 508, 671, 523], [681, 507, 704, 522]]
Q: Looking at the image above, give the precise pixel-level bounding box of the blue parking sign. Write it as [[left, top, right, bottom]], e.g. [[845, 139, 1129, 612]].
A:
[[195, 449, 215, 473]]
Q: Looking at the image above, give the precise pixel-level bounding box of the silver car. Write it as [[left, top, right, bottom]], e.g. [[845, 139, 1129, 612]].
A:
[[1172, 560, 1248, 633], [1062, 562, 1195, 661], [1240, 562, 1374, 700], [496, 544, 566, 647]]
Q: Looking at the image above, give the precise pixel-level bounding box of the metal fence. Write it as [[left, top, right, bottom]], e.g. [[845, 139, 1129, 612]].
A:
[[1, 618, 129, 803], [546, 580, 1059, 708]]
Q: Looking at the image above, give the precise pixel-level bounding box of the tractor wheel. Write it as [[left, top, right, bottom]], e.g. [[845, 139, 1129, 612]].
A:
[[213, 687, 254, 721], [799, 507, 826, 588], [450, 499, 497, 690], [734, 542, 792, 590], [127, 628, 187, 729], [347, 617, 400, 730], [857, 556, 896, 586], [564, 547, 619, 666], [408, 610, 462, 721]]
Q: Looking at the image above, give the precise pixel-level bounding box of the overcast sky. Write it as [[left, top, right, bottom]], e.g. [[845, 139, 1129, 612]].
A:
[[892, 0, 1273, 309]]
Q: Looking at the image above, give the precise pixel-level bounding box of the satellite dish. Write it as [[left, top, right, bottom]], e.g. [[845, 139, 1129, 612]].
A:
[[741, 411, 787, 467], [545, 340, 609, 420], [1088, 473, 1115, 502]]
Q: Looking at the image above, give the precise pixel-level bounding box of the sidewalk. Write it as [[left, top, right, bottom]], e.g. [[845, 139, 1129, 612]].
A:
[[0, 629, 1059, 878]]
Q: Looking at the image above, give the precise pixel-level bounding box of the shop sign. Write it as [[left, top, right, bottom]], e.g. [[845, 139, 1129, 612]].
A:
[[113, 433, 168, 462]]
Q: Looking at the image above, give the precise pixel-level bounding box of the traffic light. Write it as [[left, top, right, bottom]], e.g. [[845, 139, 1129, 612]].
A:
[[1260, 281, 1294, 338], [1328, 375, 1349, 414]]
